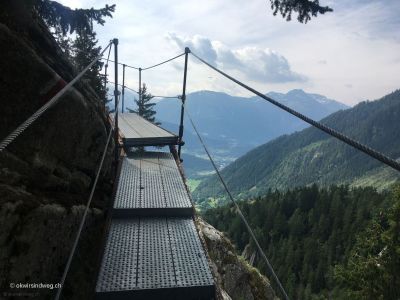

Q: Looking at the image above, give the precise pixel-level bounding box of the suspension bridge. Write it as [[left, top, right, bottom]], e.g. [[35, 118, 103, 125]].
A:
[[1, 38, 400, 300]]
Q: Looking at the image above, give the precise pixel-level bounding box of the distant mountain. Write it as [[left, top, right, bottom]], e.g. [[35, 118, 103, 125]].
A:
[[194, 90, 400, 208], [153, 89, 348, 175], [266, 89, 348, 114]]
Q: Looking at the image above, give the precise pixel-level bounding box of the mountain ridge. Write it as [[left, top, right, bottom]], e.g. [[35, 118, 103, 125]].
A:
[[154, 89, 348, 171]]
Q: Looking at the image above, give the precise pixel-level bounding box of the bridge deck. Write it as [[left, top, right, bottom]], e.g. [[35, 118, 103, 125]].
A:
[[95, 217, 215, 300], [96, 150, 215, 299], [113, 152, 193, 217], [116, 113, 179, 147]]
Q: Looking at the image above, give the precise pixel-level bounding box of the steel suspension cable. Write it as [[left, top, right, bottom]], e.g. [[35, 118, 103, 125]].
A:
[[186, 111, 290, 300], [190, 51, 400, 172], [142, 52, 185, 71], [73, 48, 140, 70], [0, 41, 113, 152], [83, 50, 183, 71]]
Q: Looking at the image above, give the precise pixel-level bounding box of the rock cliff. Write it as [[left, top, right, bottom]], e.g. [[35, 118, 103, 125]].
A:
[[0, 3, 114, 299], [196, 218, 278, 300]]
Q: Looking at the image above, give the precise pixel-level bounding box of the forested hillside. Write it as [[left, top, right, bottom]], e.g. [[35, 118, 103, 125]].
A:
[[204, 185, 400, 299], [195, 90, 400, 208]]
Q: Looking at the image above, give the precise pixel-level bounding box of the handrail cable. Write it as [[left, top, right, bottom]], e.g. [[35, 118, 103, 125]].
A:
[[102, 58, 140, 70], [190, 51, 400, 173], [142, 52, 185, 71], [0, 41, 113, 152], [108, 81, 138, 94], [107, 81, 180, 99], [186, 110, 290, 300], [101, 52, 184, 71]]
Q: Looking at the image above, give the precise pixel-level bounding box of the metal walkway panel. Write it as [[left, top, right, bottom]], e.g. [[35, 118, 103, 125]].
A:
[[168, 218, 214, 287], [95, 217, 215, 300], [95, 219, 139, 293], [113, 152, 193, 217], [115, 113, 179, 146]]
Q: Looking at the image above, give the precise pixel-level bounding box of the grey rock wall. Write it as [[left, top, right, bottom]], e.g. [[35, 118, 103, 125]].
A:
[[196, 218, 278, 300], [0, 5, 114, 299]]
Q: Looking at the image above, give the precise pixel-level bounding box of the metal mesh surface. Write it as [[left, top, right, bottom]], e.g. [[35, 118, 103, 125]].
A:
[[114, 157, 141, 209], [114, 152, 192, 212], [96, 219, 139, 292], [137, 218, 176, 289], [96, 217, 214, 297], [167, 218, 214, 287]]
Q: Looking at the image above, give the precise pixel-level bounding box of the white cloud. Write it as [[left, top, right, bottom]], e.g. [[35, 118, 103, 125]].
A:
[[166, 33, 306, 83], [58, 0, 400, 105], [166, 33, 217, 64]]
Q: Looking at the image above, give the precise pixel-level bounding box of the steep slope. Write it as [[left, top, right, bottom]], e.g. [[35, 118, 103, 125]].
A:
[[196, 217, 277, 300], [194, 90, 400, 206]]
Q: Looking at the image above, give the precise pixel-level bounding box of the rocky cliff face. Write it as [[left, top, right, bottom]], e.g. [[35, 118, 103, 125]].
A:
[[0, 4, 114, 299], [196, 218, 278, 300]]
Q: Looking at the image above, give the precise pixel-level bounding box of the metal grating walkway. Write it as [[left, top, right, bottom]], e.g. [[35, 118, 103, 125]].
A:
[[115, 113, 179, 147], [113, 152, 193, 217], [96, 218, 214, 300], [96, 149, 215, 299]]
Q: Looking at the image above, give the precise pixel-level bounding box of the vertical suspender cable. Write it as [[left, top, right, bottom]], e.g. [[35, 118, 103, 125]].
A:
[[178, 47, 190, 159]]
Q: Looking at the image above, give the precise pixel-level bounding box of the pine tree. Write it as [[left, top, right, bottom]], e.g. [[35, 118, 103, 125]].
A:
[[269, 0, 333, 23], [334, 185, 400, 300], [33, 0, 115, 35], [72, 29, 105, 99], [128, 83, 160, 125], [54, 27, 73, 57]]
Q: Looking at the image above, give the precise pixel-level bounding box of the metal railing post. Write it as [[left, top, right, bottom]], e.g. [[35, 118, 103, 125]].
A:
[[122, 64, 126, 113], [138, 67, 142, 110], [113, 38, 119, 163], [178, 47, 190, 159], [104, 63, 108, 90]]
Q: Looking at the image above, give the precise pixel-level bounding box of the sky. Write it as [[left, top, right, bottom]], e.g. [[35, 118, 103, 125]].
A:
[[60, 0, 400, 106]]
